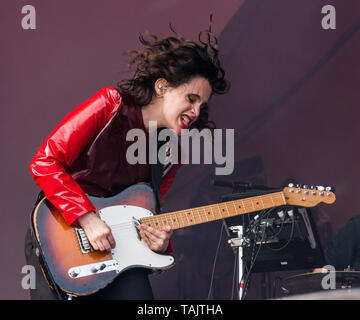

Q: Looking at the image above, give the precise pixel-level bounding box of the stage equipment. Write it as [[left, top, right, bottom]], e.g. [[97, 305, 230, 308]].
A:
[[281, 270, 360, 296], [215, 180, 331, 300]]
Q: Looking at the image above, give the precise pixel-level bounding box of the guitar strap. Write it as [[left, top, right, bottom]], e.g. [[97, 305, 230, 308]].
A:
[[150, 130, 167, 213]]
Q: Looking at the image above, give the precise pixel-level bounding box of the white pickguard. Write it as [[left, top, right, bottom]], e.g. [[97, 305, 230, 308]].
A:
[[99, 205, 175, 273]]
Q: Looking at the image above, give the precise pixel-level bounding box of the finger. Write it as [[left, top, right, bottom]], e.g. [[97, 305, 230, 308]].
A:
[[141, 229, 169, 252], [139, 224, 155, 234], [162, 225, 172, 233], [95, 240, 105, 252], [139, 229, 153, 248], [145, 233, 166, 252], [143, 228, 166, 243], [162, 226, 173, 237], [90, 239, 99, 251], [100, 237, 112, 251], [107, 232, 116, 249], [144, 225, 168, 240], [140, 223, 167, 235], [87, 235, 101, 251]]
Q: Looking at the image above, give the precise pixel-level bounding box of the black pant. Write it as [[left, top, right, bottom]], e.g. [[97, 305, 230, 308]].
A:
[[24, 229, 154, 300]]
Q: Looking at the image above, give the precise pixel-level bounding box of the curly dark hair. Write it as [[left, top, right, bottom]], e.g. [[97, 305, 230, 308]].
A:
[[117, 20, 230, 130]]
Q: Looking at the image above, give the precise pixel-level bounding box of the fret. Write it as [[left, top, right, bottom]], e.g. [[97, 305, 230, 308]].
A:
[[183, 210, 190, 225], [224, 203, 231, 217], [164, 214, 171, 227], [260, 196, 265, 209], [172, 215, 177, 228], [232, 201, 239, 215], [270, 194, 275, 207], [179, 212, 185, 227], [172, 214, 181, 229], [166, 214, 174, 229], [159, 191, 286, 231], [250, 199, 255, 211], [184, 210, 195, 226], [241, 199, 247, 213], [190, 209, 197, 225], [196, 208, 203, 223], [209, 205, 216, 221], [155, 216, 160, 229], [160, 215, 166, 229], [203, 207, 209, 222], [142, 216, 150, 227], [149, 217, 155, 228], [140, 217, 147, 226], [280, 192, 286, 205], [217, 204, 223, 218], [150, 215, 158, 229]]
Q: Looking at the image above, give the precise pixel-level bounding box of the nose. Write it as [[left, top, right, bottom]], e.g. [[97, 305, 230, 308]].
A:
[[191, 103, 201, 119]]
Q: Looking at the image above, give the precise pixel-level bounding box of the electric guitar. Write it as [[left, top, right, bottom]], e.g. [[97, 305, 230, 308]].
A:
[[31, 183, 335, 296]]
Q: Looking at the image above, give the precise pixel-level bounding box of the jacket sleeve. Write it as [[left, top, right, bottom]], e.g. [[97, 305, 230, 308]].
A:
[[29, 87, 121, 226]]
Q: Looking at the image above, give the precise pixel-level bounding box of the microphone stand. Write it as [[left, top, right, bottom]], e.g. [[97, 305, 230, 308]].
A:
[[211, 179, 274, 300]]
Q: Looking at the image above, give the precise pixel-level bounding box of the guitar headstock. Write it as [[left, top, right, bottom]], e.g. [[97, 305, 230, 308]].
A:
[[283, 184, 336, 207]]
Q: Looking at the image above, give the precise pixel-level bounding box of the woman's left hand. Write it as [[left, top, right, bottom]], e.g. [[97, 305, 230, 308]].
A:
[[137, 224, 173, 253]]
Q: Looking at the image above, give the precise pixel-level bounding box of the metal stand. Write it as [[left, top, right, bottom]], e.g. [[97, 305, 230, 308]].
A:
[[213, 179, 277, 300], [228, 225, 245, 299]]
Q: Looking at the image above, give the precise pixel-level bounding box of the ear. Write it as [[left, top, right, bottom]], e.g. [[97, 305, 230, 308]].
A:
[[154, 78, 168, 96]]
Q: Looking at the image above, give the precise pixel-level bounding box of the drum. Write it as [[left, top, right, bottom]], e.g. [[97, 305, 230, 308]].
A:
[[277, 288, 360, 300], [280, 271, 360, 299]]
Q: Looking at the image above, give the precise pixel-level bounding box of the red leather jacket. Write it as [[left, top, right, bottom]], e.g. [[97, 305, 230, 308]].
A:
[[29, 87, 180, 253]]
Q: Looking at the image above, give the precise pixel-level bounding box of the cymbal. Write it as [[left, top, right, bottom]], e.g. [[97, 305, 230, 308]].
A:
[[281, 271, 360, 295], [277, 288, 360, 300]]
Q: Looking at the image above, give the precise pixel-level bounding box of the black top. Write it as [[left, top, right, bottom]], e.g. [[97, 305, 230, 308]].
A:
[[325, 215, 360, 270]]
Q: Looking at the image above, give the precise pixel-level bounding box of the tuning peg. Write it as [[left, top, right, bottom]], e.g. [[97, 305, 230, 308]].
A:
[[325, 186, 335, 192], [302, 185, 309, 189], [296, 184, 301, 188], [288, 183, 295, 188], [317, 186, 325, 191]]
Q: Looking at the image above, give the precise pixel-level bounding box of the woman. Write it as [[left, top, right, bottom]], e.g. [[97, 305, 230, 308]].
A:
[[25, 26, 230, 300]]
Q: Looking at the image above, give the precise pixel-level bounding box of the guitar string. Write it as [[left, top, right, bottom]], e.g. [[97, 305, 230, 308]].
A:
[[107, 192, 286, 229], [103, 193, 287, 232], [108, 193, 286, 230]]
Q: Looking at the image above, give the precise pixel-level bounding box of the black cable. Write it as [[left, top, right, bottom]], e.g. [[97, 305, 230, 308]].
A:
[[265, 214, 296, 252], [231, 246, 239, 300], [241, 224, 267, 299], [206, 221, 224, 300], [236, 209, 269, 296], [240, 207, 280, 299], [229, 207, 283, 300]]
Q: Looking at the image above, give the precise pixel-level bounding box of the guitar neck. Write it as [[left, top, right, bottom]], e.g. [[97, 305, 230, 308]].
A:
[[139, 191, 287, 231]]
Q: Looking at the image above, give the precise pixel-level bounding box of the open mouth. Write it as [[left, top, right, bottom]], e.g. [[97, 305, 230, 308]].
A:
[[180, 114, 192, 129]]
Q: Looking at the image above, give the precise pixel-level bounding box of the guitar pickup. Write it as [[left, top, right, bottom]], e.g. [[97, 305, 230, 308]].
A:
[[75, 228, 92, 254]]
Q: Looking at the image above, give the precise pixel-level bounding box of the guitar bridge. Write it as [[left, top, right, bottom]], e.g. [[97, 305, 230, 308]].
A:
[[75, 228, 92, 254]]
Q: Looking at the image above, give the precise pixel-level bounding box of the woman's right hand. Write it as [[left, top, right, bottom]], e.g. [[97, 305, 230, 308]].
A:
[[77, 211, 116, 251]]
